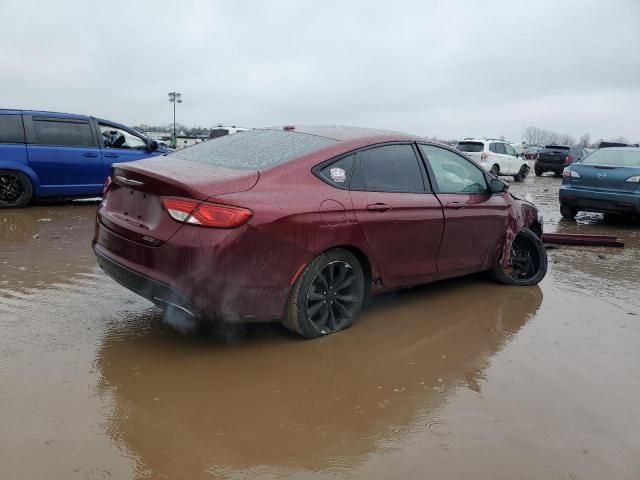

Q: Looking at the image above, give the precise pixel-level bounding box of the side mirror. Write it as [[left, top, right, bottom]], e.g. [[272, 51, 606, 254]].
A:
[[147, 140, 159, 152], [490, 178, 509, 193], [516, 153, 521, 158]]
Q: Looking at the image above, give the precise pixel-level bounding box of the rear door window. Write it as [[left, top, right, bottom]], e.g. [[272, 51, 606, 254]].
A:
[[351, 144, 426, 193], [419, 145, 488, 194], [0, 115, 26, 143], [456, 142, 484, 153], [33, 119, 94, 147], [490, 143, 506, 154]]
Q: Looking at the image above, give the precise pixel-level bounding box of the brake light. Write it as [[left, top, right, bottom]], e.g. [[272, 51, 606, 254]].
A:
[[564, 155, 574, 165], [162, 198, 253, 228], [103, 176, 112, 195], [481, 152, 489, 161], [563, 167, 580, 178]]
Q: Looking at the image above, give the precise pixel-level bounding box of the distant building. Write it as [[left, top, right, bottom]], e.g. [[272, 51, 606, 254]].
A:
[[175, 136, 204, 148], [208, 125, 250, 139]]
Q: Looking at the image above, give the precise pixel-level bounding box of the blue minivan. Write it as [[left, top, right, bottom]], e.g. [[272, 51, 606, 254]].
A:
[[0, 109, 169, 208]]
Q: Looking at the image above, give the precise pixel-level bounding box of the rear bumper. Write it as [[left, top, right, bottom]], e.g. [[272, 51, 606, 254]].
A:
[[535, 161, 565, 172], [95, 247, 198, 318], [93, 217, 312, 322], [559, 186, 640, 214]]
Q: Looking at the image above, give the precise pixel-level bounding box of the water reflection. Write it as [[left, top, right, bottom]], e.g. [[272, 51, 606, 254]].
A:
[[95, 281, 542, 478]]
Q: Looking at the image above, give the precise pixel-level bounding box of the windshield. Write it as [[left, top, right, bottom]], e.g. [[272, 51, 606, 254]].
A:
[[545, 145, 570, 150], [580, 149, 640, 167], [456, 142, 484, 153], [170, 129, 337, 170]]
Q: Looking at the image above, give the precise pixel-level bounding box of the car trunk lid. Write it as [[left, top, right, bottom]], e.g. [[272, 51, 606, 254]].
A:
[[538, 146, 570, 165], [456, 142, 484, 163], [569, 164, 640, 193], [98, 157, 259, 245]]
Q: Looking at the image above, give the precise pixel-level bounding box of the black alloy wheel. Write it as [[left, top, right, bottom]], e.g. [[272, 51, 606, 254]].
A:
[[0, 171, 33, 208], [284, 248, 365, 338], [505, 237, 538, 280], [492, 228, 548, 286], [305, 261, 360, 333]]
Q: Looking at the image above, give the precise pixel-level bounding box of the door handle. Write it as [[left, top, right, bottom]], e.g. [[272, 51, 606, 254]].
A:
[[104, 153, 119, 158], [446, 201, 466, 209], [366, 203, 391, 213], [83, 152, 98, 157]]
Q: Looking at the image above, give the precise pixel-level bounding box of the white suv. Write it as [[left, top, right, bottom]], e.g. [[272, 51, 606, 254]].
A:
[[455, 138, 530, 181]]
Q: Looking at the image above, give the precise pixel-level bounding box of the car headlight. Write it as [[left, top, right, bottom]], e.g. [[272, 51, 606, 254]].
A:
[[625, 175, 640, 183]]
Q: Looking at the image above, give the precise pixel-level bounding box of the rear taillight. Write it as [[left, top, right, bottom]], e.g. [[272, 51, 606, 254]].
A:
[[103, 176, 112, 195], [481, 152, 489, 161], [162, 198, 253, 228], [563, 167, 580, 178], [564, 155, 574, 165]]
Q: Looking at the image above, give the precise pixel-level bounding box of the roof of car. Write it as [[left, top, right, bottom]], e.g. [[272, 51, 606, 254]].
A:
[[599, 146, 640, 152], [0, 109, 91, 120], [270, 125, 421, 142], [0, 109, 136, 132], [458, 138, 507, 143]]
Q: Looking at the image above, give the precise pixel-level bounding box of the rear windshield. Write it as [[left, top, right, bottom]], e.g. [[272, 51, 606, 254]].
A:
[[456, 142, 484, 153], [580, 149, 640, 167], [170, 129, 337, 170], [544, 145, 570, 150]]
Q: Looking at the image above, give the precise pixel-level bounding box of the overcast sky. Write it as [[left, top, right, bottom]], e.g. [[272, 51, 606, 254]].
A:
[[1, 0, 639, 142]]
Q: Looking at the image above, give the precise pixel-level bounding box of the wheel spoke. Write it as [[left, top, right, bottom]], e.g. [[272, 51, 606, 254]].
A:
[[307, 300, 325, 318], [328, 262, 336, 284], [333, 264, 348, 288], [315, 304, 329, 330], [336, 274, 356, 291], [327, 304, 337, 330], [333, 299, 350, 316], [307, 291, 324, 302], [335, 294, 358, 303]]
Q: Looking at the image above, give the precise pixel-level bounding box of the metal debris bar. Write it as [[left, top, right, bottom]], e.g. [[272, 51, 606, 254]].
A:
[[541, 233, 624, 247]]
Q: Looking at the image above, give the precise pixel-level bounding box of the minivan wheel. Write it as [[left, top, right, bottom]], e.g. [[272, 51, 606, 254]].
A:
[[283, 248, 365, 339], [0, 170, 33, 208], [492, 228, 548, 286], [560, 204, 578, 219], [490, 164, 500, 176]]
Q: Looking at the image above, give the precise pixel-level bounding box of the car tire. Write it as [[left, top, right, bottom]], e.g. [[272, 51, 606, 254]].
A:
[[513, 165, 529, 182], [283, 248, 365, 339], [0, 170, 33, 209], [560, 204, 578, 219], [534, 167, 543, 176], [490, 164, 500, 176], [492, 228, 548, 286]]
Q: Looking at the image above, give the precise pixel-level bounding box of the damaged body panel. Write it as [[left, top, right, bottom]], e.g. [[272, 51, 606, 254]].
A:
[[93, 126, 547, 337]]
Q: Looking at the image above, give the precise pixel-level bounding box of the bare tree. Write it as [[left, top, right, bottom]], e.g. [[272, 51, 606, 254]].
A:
[[578, 133, 590, 148]]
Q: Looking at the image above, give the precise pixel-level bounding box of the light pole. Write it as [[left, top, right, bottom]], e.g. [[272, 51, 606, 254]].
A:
[[168, 91, 182, 147]]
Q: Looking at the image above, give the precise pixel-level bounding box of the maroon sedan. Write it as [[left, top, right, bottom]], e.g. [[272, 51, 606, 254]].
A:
[[93, 126, 547, 338]]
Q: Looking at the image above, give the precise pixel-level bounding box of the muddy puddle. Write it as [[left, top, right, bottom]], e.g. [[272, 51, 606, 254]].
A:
[[1, 177, 639, 479]]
